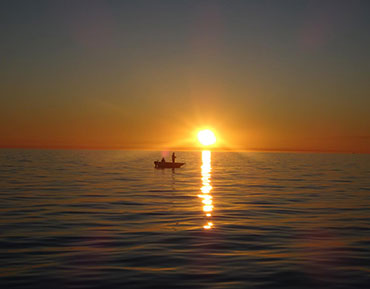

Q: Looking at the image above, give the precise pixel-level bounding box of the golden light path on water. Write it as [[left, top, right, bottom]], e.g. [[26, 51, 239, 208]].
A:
[[198, 150, 213, 230]]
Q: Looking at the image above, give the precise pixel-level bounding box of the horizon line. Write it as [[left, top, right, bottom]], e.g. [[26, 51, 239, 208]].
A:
[[0, 145, 368, 154]]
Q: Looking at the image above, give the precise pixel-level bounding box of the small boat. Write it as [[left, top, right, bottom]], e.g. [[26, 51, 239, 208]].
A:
[[154, 161, 185, 169]]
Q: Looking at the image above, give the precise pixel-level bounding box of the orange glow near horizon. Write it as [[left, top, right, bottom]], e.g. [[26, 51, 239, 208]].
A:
[[1, 108, 369, 153]]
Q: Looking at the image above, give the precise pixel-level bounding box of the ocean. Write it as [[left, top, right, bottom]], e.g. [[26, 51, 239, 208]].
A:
[[0, 149, 369, 288]]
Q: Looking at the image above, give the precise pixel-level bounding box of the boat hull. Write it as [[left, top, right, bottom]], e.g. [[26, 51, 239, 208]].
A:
[[154, 161, 185, 169]]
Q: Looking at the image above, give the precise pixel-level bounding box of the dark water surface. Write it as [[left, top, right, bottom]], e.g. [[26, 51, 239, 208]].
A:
[[1, 149, 369, 288]]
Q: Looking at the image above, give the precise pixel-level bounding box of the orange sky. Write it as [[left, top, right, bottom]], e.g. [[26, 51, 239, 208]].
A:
[[1, 1, 369, 153]]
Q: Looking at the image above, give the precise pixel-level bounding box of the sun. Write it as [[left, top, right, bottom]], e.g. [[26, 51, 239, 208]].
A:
[[197, 129, 216, 146]]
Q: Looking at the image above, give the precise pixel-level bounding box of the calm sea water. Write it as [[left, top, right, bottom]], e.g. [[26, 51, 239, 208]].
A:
[[0, 149, 369, 289]]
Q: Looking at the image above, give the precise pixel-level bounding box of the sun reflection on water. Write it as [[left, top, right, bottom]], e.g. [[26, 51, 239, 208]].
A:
[[198, 150, 214, 230]]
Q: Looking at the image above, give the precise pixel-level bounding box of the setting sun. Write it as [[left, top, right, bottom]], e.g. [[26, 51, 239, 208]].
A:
[[197, 129, 216, 146]]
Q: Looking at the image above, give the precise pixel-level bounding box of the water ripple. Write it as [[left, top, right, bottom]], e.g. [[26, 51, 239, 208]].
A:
[[0, 150, 369, 288]]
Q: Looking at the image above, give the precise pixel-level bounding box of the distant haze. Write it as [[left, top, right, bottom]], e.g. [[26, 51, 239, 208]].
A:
[[1, 0, 369, 153]]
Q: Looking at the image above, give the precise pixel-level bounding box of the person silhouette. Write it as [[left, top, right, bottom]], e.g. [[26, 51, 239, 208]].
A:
[[161, 157, 165, 163], [172, 152, 176, 163]]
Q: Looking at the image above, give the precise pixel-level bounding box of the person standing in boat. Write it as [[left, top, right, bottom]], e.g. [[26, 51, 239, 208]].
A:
[[172, 152, 176, 163], [161, 157, 165, 163]]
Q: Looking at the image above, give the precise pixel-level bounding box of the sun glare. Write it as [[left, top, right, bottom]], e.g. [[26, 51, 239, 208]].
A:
[[197, 129, 216, 146]]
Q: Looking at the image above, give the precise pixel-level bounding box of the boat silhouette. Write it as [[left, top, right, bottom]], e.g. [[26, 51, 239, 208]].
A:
[[154, 161, 185, 169]]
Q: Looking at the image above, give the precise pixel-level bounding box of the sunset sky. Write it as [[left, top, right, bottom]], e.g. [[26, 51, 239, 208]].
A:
[[1, 0, 369, 152]]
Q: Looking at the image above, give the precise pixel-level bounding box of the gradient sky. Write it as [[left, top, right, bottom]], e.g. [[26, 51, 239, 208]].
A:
[[1, 0, 369, 152]]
